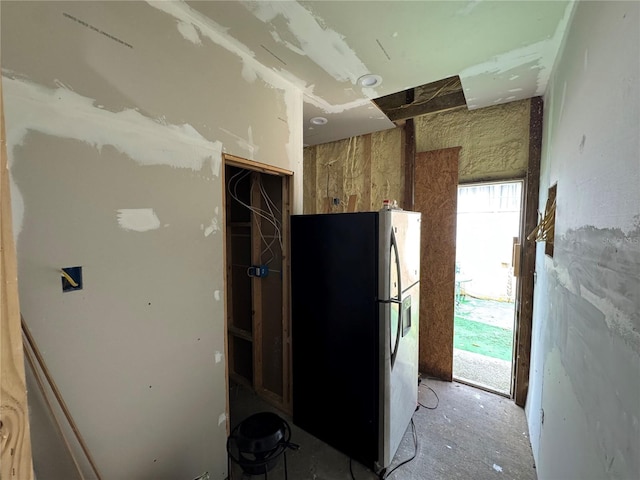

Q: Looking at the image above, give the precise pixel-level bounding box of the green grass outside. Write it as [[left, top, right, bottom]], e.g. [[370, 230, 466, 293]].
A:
[[454, 315, 513, 361]]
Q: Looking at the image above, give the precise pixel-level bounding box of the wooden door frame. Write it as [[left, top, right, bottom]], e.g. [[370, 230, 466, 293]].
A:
[[407, 97, 542, 406], [514, 97, 542, 407], [455, 178, 525, 398], [222, 154, 294, 419]]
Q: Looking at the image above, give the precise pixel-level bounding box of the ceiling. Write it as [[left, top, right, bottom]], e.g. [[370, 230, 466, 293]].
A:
[[189, 0, 574, 146]]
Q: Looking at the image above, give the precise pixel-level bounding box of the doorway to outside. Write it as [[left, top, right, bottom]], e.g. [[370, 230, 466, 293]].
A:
[[453, 181, 522, 395]]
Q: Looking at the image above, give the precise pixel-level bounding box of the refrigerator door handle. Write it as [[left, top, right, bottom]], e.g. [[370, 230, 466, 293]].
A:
[[390, 227, 403, 369]]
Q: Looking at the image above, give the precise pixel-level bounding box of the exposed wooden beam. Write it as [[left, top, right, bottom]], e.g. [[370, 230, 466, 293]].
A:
[[373, 76, 466, 122], [384, 91, 467, 122], [403, 119, 416, 210], [514, 97, 543, 407]]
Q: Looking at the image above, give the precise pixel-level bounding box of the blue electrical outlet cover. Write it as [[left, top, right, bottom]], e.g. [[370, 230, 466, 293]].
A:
[[61, 266, 83, 292], [248, 265, 269, 278]]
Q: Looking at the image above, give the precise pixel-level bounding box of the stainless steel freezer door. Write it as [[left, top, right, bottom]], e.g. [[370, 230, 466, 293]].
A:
[[391, 210, 421, 292], [378, 281, 420, 470], [378, 209, 421, 310]]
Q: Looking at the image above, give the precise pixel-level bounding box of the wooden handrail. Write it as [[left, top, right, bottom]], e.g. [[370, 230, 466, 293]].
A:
[[21, 316, 103, 480]]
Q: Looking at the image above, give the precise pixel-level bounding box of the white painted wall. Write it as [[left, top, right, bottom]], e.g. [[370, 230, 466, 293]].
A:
[[1, 1, 302, 479], [526, 2, 639, 479]]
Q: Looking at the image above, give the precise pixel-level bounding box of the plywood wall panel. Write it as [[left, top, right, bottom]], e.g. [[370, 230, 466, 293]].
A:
[[414, 147, 460, 380]]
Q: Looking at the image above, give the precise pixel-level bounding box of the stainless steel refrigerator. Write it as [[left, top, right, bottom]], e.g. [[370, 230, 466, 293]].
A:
[[291, 210, 421, 472]]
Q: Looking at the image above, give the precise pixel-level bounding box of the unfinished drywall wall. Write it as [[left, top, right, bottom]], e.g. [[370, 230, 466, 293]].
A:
[[303, 127, 403, 213], [526, 2, 639, 479], [415, 100, 530, 183], [1, 1, 302, 479]]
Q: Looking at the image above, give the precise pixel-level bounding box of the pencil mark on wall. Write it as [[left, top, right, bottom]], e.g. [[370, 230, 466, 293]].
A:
[[63, 12, 133, 49], [376, 39, 391, 60], [261, 44, 287, 65]]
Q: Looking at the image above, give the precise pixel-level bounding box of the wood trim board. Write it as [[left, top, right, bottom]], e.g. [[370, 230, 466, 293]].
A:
[[403, 119, 416, 210], [514, 97, 542, 407], [0, 74, 35, 480], [224, 154, 293, 177]]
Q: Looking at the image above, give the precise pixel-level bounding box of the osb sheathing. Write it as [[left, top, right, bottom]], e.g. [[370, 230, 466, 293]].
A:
[[303, 127, 403, 213], [415, 147, 460, 379], [415, 99, 531, 183]]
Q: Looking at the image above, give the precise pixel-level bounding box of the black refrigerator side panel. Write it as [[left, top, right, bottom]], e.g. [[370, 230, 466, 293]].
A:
[[291, 213, 379, 468]]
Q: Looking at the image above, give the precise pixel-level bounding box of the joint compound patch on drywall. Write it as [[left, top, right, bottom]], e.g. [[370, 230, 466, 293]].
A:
[[218, 413, 227, 427], [147, 0, 365, 120], [3, 76, 222, 173], [214, 290, 221, 301], [177, 20, 202, 45], [460, 1, 576, 103], [555, 226, 640, 353], [2, 75, 223, 238], [219, 127, 259, 159], [214, 351, 223, 364], [146, 0, 303, 164], [203, 217, 219, 237], [242, 1, 370, 85], [117, 209, 161, 232]]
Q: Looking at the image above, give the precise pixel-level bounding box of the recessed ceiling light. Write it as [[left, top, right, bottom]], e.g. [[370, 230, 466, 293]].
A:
[[310, 116, 328, 125], [358, 74, 383, 88]]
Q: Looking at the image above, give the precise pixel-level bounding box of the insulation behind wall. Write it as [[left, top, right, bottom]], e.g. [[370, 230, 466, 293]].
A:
[[303, 100, 531, 216], [303, 127, 403, 213], [415, 100, 531, 183]]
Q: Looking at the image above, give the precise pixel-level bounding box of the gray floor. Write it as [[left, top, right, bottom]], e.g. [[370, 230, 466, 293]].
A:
[[228, 379, 536, 480], [453, 348, 512, 394]]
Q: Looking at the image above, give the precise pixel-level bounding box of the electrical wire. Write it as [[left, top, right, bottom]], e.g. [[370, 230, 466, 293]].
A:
[[350, 416, 420, 480], [379, 418, 418, 479], [418, 383, 440, 410], [349, 458, 356, 480], [227, 169, 284, 267], [257, 177, 283, 264]]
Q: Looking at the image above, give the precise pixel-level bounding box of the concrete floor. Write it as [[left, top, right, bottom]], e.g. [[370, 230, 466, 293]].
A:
[[453, 348, 512, 394], [228, 379, 536, 480]]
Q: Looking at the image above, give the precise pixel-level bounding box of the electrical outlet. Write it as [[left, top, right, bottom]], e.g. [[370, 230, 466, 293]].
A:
[[248, 265, 269, 278], [61, 266, 83, 292]]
